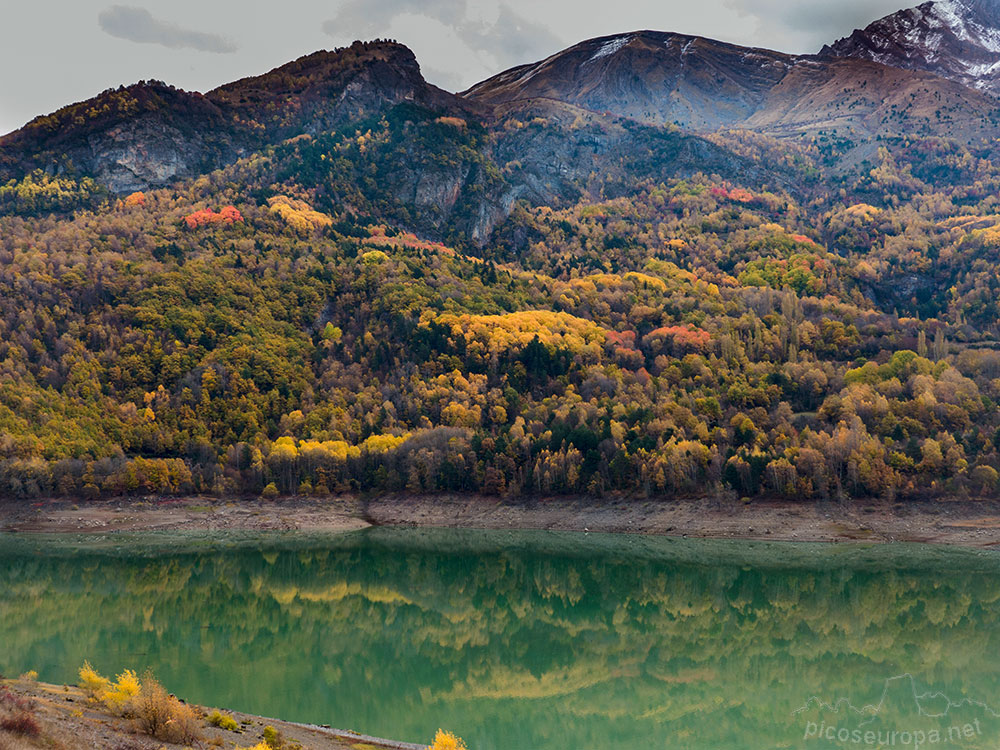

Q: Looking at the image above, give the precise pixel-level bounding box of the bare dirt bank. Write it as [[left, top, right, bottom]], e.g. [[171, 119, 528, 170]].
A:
[[3, 494, 1000, 548], [365, 494, 1000, 547], [0, 496, 369, 535], [0, 677, 422, 750]]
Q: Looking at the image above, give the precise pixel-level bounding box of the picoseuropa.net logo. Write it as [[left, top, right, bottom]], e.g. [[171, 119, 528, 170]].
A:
[[801, 718, 984, 747], [792, 674, 999, 749]]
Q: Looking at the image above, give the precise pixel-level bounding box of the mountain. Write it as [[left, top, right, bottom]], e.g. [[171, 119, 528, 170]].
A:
[[465, 32, 794, 131], [9, 21, 1000, 204], [464, 30, 1000, 141], [0, 38, 783, 243], [8, 22, 1000, 508], [0, 41, 474, 193], [822, 0, 1000, 97], [209, 43, 475, 138]]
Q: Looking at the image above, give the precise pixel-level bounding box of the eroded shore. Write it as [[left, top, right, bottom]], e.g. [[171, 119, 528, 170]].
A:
[[3, 494, 1000, 547]]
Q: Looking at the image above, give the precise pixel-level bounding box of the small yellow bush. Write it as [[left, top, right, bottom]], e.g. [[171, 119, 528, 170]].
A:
[[102, 669, 141, 712], [79, 661, 110, 700], [77, 663, 140, 712], [428, 729, 468, 750], [263, 724, 284, 748], [17, 670, 38, 682], [207, 709, 240, 731]]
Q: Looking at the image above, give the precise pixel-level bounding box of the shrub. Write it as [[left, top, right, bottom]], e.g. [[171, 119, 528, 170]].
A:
[[127, 673, 170, 737], [17, 670, 37, 682], [103, 669, 141, 712], [79, 661, 110, 699], [77, 662, 140, 713], [261, 482, 279, 499], [0, 689, 37, 740], [0, 689, 32, 713], [207, 709, 240, 731], [0, 711, 40, 737], [129, 670, 201, 745], [262, 724, 284, 748], [428, 729, 468, 750], [160, 700, 201, 745]]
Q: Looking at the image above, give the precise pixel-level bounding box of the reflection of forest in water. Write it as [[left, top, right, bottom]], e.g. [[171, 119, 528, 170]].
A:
[[1, 529, 999, 750]]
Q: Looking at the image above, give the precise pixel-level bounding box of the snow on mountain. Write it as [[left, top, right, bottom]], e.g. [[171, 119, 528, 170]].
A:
[[822, 0, 1000, 96]]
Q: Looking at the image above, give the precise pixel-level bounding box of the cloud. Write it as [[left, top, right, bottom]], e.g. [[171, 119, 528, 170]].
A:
[[721, 0, 906, 51], [98, 5, 237, 54], [462, 5, 563, 70], [322, 0, 562, 88]]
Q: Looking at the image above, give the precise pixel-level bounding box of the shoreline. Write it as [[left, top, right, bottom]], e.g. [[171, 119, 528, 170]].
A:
[[2, 677, 425, 750], [2, 493, 1000, 548]]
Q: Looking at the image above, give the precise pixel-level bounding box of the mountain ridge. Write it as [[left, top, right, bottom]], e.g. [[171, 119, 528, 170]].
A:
[[822, 0, 1000, 96], [0, 41, 476, 193], [5, 2, 1000, 235], [464, 28, 1000, 141]]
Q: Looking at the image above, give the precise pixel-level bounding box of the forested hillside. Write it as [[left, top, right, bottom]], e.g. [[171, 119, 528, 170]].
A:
[[5, 99, 1000, 503], [6, 31, 1000, 504]]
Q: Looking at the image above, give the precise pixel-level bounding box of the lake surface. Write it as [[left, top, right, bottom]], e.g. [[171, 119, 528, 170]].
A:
[[1, 528, 999, 749]]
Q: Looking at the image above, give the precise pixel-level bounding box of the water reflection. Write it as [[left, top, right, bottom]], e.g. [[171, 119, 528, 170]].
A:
[[0, 529, 998, 749]]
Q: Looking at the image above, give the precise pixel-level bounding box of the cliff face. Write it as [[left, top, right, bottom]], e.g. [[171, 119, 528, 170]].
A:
[[0, 82, 240, 192], [82, 117, 228, 194], [487, 98, 769, 203]]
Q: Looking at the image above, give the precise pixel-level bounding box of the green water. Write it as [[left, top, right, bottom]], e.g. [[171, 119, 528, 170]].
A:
[[1, 528, 999, 750]]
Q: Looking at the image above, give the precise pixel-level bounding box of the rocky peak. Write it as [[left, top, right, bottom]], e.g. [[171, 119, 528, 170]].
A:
[[822, 0, 1000, 96], [463, 31, 796, 131]]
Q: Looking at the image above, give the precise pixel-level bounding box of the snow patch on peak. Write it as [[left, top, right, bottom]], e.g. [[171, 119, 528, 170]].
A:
[[930, 0, 1000, 51], [932, 0, 970, 39], [964, 58, 1000, 76], [589, 36, 633, 62]]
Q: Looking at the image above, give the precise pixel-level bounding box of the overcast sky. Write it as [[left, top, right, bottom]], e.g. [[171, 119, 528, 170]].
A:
[[0, 0, 910, 136]]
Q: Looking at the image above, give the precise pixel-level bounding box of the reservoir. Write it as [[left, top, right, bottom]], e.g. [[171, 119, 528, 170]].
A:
[[1, 528, 998, 749]]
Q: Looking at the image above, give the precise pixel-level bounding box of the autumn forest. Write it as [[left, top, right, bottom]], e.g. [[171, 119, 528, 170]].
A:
[[5, 44, 1000, 506]]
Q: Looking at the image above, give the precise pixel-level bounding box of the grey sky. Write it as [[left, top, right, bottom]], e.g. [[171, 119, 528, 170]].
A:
[[0, 0, 910, 136], [98, 5, 238, 53]]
